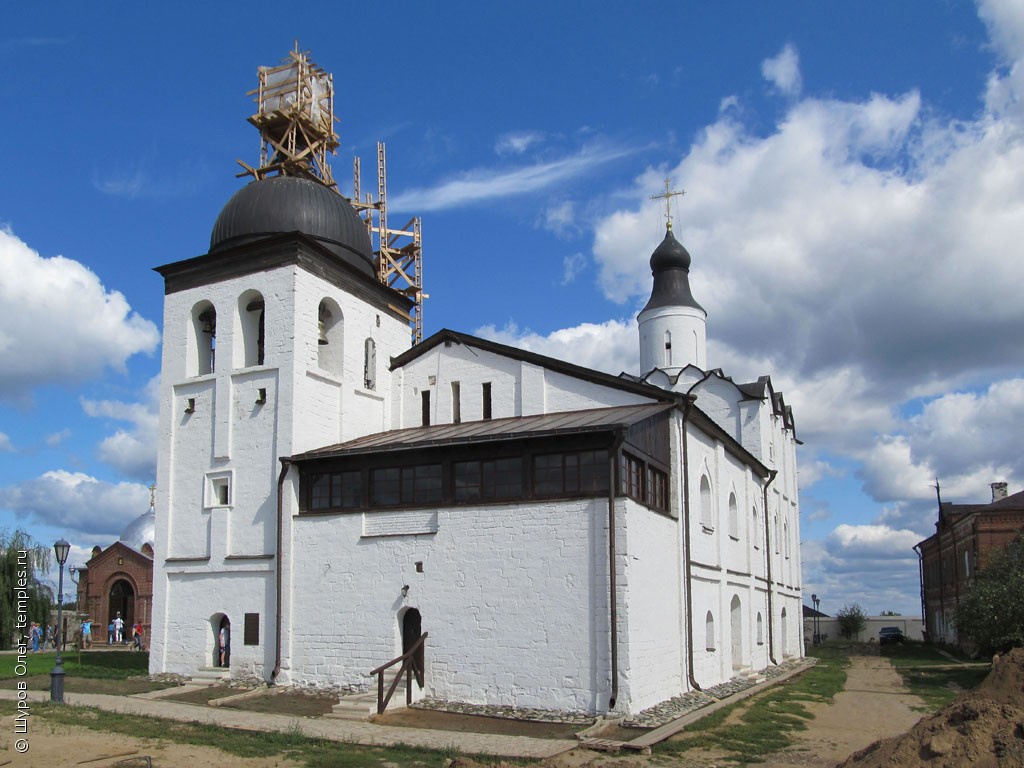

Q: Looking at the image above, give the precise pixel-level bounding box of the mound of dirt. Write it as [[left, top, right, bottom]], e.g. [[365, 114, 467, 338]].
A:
[[838, 648, 1024, 768]]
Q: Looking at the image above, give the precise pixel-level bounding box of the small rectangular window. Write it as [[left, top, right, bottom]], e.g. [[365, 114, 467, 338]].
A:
[[482, 382, 492, 420], [421, 390, 431, 427], [243, 613, 259, 646], [205, 472, 232, 508]]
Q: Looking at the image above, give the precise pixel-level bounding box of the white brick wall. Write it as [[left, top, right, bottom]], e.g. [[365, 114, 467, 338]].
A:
[[283, 498, 616, 712]]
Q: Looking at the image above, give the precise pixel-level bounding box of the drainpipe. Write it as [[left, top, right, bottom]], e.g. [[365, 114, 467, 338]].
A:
[[680, 395, 702, 691], [272, 458, 291, 683], [608, 434, 625, 710], [913, 543, 926, 640], [762, 470, 779, 665]]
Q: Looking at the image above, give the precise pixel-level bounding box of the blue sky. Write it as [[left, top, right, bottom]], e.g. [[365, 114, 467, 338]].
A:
[[2, 1, 1023, 616]]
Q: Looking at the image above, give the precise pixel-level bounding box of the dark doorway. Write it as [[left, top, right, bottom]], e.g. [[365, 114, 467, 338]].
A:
[[402, 608, 423, 671], [217, 616, 231, 668], [108, 579, 134, 644]]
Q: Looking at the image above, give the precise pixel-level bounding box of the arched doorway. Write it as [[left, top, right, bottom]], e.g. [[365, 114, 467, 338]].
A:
[[401, 608, 423, 672], [108, 579, 134, 644], [730, 595, 743, 670], [212, 614, 231, 668]]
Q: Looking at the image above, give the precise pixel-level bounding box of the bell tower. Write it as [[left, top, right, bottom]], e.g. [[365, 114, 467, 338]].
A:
[[638, 180, 707, 374], [150, 48, 416, 679]]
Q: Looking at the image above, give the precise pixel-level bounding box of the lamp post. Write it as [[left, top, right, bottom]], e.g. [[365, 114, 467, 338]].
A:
[[811, 593, 821, 645], [50, 539, 70, 703]]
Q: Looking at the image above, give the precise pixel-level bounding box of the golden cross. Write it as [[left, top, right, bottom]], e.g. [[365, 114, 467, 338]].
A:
[[650, 178, 685, 231], [149, 483, 156, 509]]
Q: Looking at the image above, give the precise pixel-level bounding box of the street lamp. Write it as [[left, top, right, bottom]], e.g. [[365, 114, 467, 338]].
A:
[[50, 539, 70, 703], [811, 593, 821, 645]]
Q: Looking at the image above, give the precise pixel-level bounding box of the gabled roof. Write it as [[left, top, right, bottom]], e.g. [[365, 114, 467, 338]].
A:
[[85, 540, 153, 567], [289, 403, 676, 461], [390, 328, 680, 404]]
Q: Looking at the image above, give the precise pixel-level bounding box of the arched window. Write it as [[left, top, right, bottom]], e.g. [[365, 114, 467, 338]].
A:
[[190, 301, 216, 376], [783, 522, 790, 558], [756, 612, 764, 645], [699, 474, 713, 529], [728, 491, 739, 539], [363, 338, 376, 390], [752, 506, 760, 549], [317, 299, 343, 375], [774, 515, 780, 553], [664, 330, 672, 367], [238, 291, 265, 368], [705, 611, 716, 651]]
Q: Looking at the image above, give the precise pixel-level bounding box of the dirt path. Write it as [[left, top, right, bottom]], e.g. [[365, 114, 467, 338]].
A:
[[4, 718, 288, 768], [755, 655, 926, 768], [540, 655, 928, 768]]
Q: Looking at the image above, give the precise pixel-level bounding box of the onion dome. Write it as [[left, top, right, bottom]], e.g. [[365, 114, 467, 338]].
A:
[[119, 505, 155, 555], [640, 227, 704, 314], [210, 176, 375, 276]]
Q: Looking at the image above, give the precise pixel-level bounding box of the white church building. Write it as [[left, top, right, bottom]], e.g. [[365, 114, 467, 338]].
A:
[[148, 57, 804, 712]]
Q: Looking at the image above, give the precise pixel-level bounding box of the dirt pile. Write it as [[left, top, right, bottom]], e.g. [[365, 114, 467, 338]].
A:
[[838, 648, 1024, 768]]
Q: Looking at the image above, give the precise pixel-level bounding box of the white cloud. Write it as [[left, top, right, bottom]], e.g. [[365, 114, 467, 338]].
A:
[[857, 378, 1024, 512], [390, 143, 638, 213], [542, 200, 580, 238], [81, 376, 159, 481], [800, 524, 924, 614], [93, 168, 145, 198], [45, 429, 71, 447], [0, 432, 12, 451], [0, 470, 150, 542], [0, 229, 160, 402], [560, 252, 586, 286], [495, 130, 544, 156], [475, 319, 638, 377], [761, 43, 802, 97]]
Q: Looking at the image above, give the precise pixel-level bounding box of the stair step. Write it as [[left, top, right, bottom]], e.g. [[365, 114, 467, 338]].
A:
[[189, 667, 231, 686]]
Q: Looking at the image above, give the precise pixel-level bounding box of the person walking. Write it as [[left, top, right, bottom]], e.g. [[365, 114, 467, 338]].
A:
[[81, 618, 92, 649]]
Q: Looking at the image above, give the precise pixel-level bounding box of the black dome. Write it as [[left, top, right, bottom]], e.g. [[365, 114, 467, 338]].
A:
[[640, 227, 704, 314], [650, 228, 691, 271], [210, 176, 374, 275]]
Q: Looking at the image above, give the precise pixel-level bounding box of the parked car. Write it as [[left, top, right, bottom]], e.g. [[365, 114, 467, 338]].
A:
[[879, 626, 904, 645]]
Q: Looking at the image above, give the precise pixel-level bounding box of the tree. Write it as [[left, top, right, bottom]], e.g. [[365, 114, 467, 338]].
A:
[[836, 603, 867, 639], [954, 535, 1024, 653], [0, 530, 53, 650]]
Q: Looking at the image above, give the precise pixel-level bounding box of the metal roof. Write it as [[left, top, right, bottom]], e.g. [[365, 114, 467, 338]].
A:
[[210, 176, 374, 274], [289, 402, 676, 462]]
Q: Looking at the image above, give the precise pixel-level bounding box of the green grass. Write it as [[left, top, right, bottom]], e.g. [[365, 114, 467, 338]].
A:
[[0, 649, 149, 680], [0, 650, 170, 694], [26, 701, 534, 768], [881, 641, 989, 710], [655, 646, 849, 764]]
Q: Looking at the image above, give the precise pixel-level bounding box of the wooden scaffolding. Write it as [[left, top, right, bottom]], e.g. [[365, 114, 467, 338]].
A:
[[238, 46, 425, 343]]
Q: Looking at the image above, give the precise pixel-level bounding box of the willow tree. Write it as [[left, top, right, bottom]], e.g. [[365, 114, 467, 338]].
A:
[[0, 530, 53, 649]]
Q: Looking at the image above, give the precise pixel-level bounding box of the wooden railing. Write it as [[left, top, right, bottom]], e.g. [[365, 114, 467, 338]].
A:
[[369, 632, 427, 714]]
